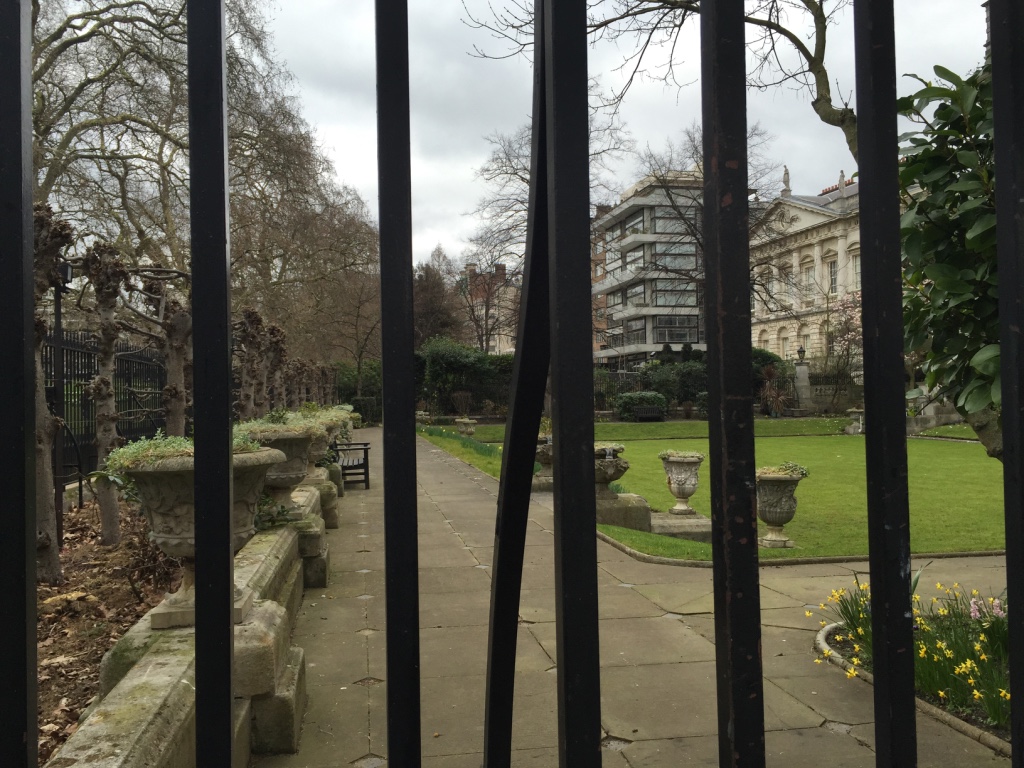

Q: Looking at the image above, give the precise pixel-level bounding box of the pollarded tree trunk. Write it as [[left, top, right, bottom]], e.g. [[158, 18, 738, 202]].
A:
[[33, 205, 73, 584], [162, 307, 192, 436], [85, 244, 128, 545], [264, 324, 287, 412], [35, 330, 63, 584]]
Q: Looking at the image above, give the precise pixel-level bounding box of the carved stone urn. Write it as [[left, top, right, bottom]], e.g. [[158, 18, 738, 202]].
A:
[[455, 418, 478, 436], [593, 443, 628, 500], [255, 430, 314, 489], [123, 447, 285, 627], [756, 472, 804, 548], [660, 453, 704, 515]]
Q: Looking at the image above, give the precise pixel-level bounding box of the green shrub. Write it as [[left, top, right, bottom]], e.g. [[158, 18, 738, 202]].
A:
[[614, 391, 667, 421], [695, 391, 709, 418], [677, 360, 708, 402]]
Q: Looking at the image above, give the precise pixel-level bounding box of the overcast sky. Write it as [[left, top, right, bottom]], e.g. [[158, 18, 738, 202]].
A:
[[268, 1, 988, 264]]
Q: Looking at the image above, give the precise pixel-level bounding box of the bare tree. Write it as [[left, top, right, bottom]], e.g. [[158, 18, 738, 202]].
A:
[[465, 0, 859, 160], [33, 205, 74, 584], [448, 250, 521, 354]]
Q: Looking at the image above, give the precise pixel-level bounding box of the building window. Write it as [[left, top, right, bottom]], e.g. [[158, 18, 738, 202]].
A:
[[781, 336, 790, 359], [625, 282, 645, 305], [654, 315, 699, 343], [652, 241, 698, 271], [594, 261, 606, 279], [607, 290, 622, 307], [624, 317, 646, 346], [827, 260, 838, 294], [779, 267, 794, 304], [625, 247, 644, 269], [652, 205, 696, 234], [622, 210, 644, 235], [852, 254, 861, 289], [653, 279, 697, 306], [802, 264, 815, 296]]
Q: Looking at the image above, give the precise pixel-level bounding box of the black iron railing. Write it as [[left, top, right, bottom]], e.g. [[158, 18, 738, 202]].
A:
[[5, 1, 1024, 767]]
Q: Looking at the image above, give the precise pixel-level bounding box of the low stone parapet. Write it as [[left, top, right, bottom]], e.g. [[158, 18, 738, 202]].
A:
[[50, 514, 319, 768]]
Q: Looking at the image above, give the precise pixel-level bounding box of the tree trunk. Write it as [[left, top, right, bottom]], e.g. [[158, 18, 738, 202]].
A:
[[86, 245, 126, 545], [35, 334, 63, 584], [966, 407, 1002, 462], [162, 310, 192, 436]]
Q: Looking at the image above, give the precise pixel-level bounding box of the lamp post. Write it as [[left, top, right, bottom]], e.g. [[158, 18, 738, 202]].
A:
[[53, 260, 73, 546], [797, 345, 806, 361]]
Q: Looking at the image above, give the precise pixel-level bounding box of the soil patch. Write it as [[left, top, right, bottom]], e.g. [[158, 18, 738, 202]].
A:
[[37, 501, 181, 764]]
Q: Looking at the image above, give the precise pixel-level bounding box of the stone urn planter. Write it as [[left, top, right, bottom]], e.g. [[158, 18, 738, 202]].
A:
[[659, 451, 705, 515], [110, 444, 285, 627], [756, 462, 809, 548], [455, 418, 478, 436], [236, 424, 316, 490], [594, 443, 628, 500]]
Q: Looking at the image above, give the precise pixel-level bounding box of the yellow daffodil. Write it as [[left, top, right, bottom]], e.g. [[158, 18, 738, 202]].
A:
[[938, 690, 947, 700], [846, 668, 858, 679], [973, 689, 983, 700], [805, 610, 813, 618]]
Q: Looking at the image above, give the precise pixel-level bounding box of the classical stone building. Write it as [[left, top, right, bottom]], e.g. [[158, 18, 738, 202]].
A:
[[749, 170, 861, 361], [591, 171, 705, 369]]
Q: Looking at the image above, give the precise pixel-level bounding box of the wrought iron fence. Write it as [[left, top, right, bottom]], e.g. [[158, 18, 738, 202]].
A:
[[42, 332, 167, 480], [5, 1, 1024, 767]]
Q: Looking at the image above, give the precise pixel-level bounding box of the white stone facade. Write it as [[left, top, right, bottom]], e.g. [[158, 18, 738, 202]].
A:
[[749, 176, 861, 362]]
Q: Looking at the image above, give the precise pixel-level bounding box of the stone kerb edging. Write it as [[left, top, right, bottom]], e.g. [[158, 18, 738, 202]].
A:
[[595, 530, 1005, 568], [47, 512, 318, 768], [815, 622, 1011, 758]]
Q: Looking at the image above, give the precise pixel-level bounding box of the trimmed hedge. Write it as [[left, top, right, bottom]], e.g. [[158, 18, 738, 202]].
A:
[[614, 391, 668, 421]]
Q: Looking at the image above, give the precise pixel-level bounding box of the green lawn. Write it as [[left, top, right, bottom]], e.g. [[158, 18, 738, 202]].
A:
[[420, 426, 1005, 560], [609, 436, 1004, 559], [470, 416, 851, 444], [917, 423, 978, 440]]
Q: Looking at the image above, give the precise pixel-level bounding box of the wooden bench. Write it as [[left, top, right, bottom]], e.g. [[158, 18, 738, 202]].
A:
[[632, 405, 665, 422], [334, 441, 371, 489]]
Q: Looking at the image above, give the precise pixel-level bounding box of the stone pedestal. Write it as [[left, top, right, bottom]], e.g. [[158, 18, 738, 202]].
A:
[[650, 513, 713, 542], [795, 360, 811, 411], [596, 493, 652, 532]]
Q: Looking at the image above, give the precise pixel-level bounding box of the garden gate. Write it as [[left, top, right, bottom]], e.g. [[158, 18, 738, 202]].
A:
[[4, 1, 1024, 767]]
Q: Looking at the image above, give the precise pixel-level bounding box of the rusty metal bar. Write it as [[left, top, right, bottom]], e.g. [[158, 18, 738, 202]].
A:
[[374, 0, 422, 762], [0, 0, 36, 764], [853, 1, 917, 765], [187, 0, 236, 760], [700, 0, 766, 764], [543, 0, 602, 764], [482, 4, 551, 764], [990, 1, 1024, 763]]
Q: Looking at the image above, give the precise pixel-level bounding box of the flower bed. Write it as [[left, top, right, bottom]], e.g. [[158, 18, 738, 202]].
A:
[[809, 576, 1010, 735]]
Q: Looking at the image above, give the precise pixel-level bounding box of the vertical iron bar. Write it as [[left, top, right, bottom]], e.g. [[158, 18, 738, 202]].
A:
[[54, 286, 65, 545], [374, 0, 421, 763], [187, 0, 235, 762], [853, 2, 917, 765], [990, 2, 1024, 763], [543, 0, 602, 764], [700, 2, 766, 765], [0, 0, 36, 764], [483, 5, 551, 763]]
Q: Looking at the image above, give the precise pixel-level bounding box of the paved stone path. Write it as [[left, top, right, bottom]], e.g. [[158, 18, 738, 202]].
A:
[[254, 427, 1009, 767]]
